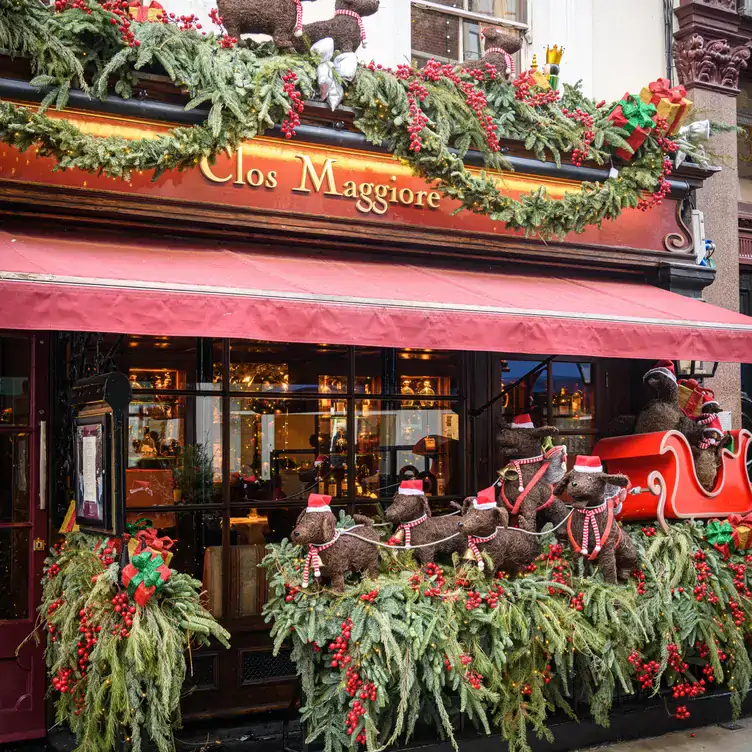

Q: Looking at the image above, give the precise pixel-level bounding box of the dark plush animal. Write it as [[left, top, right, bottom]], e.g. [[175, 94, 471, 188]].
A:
[[554, 458, 638, 584], [461, 26, 522, 80], [217, 0, 316, 52], [457, 502, 538, 575], [384, 481, 466, 564], [691, 419, 732, 492], [634, 361, 701, 443], [497, 417, 561, 530], [298, 0, 379, 53], [291, 502, 378, 591]]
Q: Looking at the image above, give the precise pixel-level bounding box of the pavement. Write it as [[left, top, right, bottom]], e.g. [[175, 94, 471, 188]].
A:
[[579, 717, 752, 751]]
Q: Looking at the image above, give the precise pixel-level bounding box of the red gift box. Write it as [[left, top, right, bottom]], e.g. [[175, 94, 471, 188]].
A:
[[127, 0, 165, 22]]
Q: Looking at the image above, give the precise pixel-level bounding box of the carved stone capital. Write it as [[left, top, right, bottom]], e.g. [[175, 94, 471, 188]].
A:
[[674, 33, 751, 93]]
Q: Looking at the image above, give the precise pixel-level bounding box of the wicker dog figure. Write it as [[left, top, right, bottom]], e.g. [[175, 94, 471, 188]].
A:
[[216, 0, 317, 52], [691, 415, 731, 492], [291, 494, 379, 591], [298, 0, 380, 53], [461, 26, 522, 80], [497, 414, 565, 530], [457, 486, 538, 574], [384, 479, 466, 563], [554, 456, 638, 585]]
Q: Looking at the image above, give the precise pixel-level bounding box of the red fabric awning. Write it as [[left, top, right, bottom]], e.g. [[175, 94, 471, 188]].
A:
[[1, 228, 751, 361]]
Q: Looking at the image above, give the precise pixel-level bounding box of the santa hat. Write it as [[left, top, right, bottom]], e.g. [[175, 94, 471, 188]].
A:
[[306, 493, 332, 513], [573, 455, 603, 473], [702, 415, 724, 438], [644, 360, 677, 383], [511, 413, 535, 429], [398, 479, 425, 496], [473, 486, 497, 510], [701, 389, 719, 410]]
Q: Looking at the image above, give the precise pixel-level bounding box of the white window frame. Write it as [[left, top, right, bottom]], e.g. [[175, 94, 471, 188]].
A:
[[410, 0, 528, 65]]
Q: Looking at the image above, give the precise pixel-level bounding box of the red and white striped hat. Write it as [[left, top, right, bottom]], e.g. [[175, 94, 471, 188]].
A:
[[398, 479, 425, 496], [306, 493, 332, 513], [644, 360, 677, 384], [511, 413, 535, 429], [573, 455, 603, 473], [474, 486, 497, 510], [703, 414, 724, 438], [702, 389, 719, 410]]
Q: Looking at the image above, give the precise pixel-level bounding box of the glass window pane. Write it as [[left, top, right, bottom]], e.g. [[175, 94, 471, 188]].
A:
[[127, 396, 222, 508], [223, 341, 349, 394], [353, 348, 384, 395], [354, 400, 461, 498], [551, 362, 595, 432], [0, 336, 30, 425], [500, 360, 548, 423], [557, 434, 595, 458], [230, 398, 349, 502], [0, 527, 29, 619], [411, 4, 460, 63], [468, 0, 524, 21], [0, 433, 30, 523], [463, 20, 482, 61], [397, 349, 460, 397]]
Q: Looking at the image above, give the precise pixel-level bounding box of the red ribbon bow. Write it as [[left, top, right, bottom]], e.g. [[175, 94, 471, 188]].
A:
[[135, 528, 174, 559], [649, 77, 687, 104], [728, 512, 752, 528]]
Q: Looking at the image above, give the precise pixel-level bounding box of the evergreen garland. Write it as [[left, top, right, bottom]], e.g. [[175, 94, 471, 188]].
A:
[[262, 519, 752, 752], [41, 532, 230, 752], [0, 0, 705, 238]]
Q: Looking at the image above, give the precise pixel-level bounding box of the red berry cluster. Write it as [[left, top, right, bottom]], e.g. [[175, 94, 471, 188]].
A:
[[97, 540, 118, 567], [408, 572, 422, 591], [443, 655, 453, 671], [345, 701, 367, 743], [465, 590, 483, 610], [628, 651, 660, 690], [100, 0, 141, 48], [281, 71, 304, 139], [675, 705, 691, 720], [484, 583, 505, 608], [459, 81, 500, 152], [538, 543, 571, 594], [636, 128, 678, 212], [407, 81, 430, 153], [466, 64, 499, 83], [728, 562, 751, 598], [358, 680, 377, 702], [729, 597, 746, 628], [632, 568, 647, 595], [47, 562, 61, 579], [561, 107, 595, 167], [366, 60, 394, 74], [387, 536, 402, 546], [174, 13, 202, 31], [53, 0, 91, 13], [670, 586, 686, 597], [460, 654, 473, 667], [76, 608, 100, 679], [465, 669, 483, 690], [692, 550, 719, 604], [360, 589, 378, 603], [111, 592, 135, 639], [569, 591, 585, 611], [209, 7, 222, 24], [328, 618, 353, 668], [542, 662, 553, 685], [51, 667, 74, 694], [667, 643, 688, 673], [523, 562, 538, 574], [512, 72, 559, 106], [345, 665, 363, 696], [285, 582, 301, 602], [642, 526, 657, 537], [672, 680, 705, 700], [422, 563, 446, 597]]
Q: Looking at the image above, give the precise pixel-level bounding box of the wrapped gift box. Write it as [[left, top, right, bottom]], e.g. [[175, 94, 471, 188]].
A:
[[639, 78, 692, 136], [608, 93, 657, 160]]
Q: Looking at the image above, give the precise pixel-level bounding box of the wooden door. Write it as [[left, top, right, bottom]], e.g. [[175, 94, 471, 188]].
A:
[[0, 333, 48, 742]]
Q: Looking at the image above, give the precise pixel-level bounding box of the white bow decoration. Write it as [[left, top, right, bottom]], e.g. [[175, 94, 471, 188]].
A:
[[675, 120, 710, 169], [311, 38, 358, 111]]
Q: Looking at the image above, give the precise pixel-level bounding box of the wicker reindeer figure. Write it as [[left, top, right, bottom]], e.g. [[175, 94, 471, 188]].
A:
[[291, 494, 379, 591], [691, 414, 731, 492], [554, 456, 638, 585], [216, 0, 317, 52], [497, 414, 567, 531], [461, 26, 522, 80], [298, 0, 380, 53], [384, 479, 466, 564], [457, 486, 538, 575]]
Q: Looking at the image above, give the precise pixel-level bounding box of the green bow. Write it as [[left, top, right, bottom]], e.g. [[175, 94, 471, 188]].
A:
[[127, 551, 166, 595], [616, 96, 657, 133], [126, 517, 153, 536], [705, 520, 734, 546]]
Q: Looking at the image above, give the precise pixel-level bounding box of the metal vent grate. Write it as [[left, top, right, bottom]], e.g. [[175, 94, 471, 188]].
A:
[[242, 651, 296, 684], [185, 654, 217, 690]]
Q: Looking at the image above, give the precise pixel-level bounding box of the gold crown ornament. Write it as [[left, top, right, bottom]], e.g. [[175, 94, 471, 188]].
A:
[[546, 45, 564, 65], [530, 53, 538, 71]]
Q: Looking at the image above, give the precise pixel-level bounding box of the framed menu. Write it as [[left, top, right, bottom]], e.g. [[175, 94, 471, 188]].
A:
[[74, 410, 114, 534]]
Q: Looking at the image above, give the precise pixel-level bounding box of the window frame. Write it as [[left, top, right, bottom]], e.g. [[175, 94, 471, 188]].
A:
[[410, 0, 528, 65]]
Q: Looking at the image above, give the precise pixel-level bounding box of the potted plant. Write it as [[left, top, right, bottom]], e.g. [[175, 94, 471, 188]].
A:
[[173, 443, 216, 504]]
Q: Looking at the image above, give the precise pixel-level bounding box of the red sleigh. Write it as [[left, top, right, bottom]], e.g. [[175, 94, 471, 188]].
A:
[[592, 430, 752, 531]]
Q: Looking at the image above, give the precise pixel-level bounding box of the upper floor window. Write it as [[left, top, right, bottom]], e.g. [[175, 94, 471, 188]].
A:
[[410, 0, 527, 67]]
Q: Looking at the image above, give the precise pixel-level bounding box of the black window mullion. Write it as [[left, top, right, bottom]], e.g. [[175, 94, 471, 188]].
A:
[[346, 347, 355, 505], [221, 338, 232, 621]]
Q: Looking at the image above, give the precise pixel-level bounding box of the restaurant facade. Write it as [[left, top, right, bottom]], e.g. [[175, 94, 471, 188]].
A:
[[2, 72, 752, 743]]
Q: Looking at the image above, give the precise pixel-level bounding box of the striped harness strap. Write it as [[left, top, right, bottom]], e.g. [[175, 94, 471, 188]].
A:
[[485, 47, 515, 75], [467, 530, 498, 571], [567, 500, 621, 562], [293, 0, 303, 35], [334, 9, 367, 46], [397, 513, 428, 548], [302, 530, 340, 587], [500, 458, 551, 520]]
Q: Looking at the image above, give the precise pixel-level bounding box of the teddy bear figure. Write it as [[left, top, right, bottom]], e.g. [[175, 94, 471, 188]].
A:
[[461, 26, 522, 80], [291, 494, 379, 591], [554, 456, 638, 585], [216, 0, 317, 52], [299, 0, 380, 53]]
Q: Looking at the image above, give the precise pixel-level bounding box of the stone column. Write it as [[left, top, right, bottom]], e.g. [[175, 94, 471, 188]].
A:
[[674, 0, 751, 424]]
